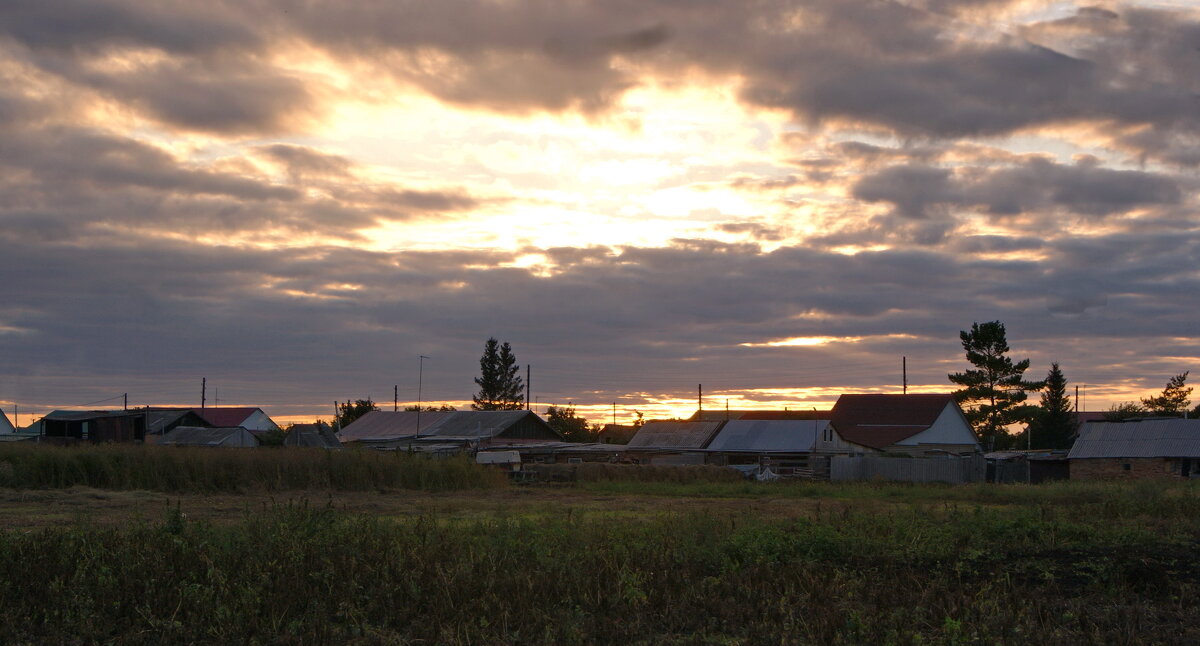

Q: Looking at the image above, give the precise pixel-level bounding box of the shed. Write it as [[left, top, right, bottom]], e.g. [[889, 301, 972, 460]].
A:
[[37, 410, 147, 443], [626, 421, 724, 449], [829, 394, 980, 455], [283, 423, 342, 449], [339, 410, 561, 450], [160, 426, 260, 448], [705, 418, 834, 478], [1068, 419, 1200, 480]]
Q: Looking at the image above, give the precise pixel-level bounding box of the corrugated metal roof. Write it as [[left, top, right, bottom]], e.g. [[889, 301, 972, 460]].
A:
[[284, 424, 341, 448], [706, 419, 829, 452], [145, 410, 196, 434], [1069, 419, 1200, 459], [627, 421, 724, 449], [0, 409, 13, 434], [830, 394, 958, 450], [422, 411, 541, 438], [337, 411, 456, 441], [194, 407, 263, 428], [160, 426, 259, 447]]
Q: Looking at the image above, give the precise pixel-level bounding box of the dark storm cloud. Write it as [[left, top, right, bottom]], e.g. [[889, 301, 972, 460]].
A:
[[854, 158, 1182, 221]]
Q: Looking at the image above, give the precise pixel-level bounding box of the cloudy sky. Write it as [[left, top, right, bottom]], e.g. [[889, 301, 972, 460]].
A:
[[2, 0, 1198, 425]]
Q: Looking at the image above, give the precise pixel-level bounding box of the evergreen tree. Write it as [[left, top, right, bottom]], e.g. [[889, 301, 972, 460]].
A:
[[1141, 372, 1192, 417], [472, 337, 525, 410], [1027, 363, 1075, 450], [948, 321, 1044, 450]]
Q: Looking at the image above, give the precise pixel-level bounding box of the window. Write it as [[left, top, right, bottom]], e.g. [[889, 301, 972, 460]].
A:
[[1122, 463, 1131, 471]]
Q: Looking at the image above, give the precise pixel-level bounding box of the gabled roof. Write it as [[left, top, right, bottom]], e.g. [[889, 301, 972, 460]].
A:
[[1069, 418, 1200, 459], [338, 410, 559, 442], [830, 394, 960, 450], [706, 419, 829, 452], [284, 423, 342, 449], [145, 410, 209, 434], [0, 409, 13, 434], [193, 407, 265, 428], [627, 421, 724, 449], [337, 411, 456, 441], [160, 426, 259, 447]]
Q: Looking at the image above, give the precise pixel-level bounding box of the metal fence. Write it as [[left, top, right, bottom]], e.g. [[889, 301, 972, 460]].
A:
[[830, 454, 985, 484]]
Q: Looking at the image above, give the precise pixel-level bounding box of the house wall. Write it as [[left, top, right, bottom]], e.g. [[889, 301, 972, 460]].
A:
[[885, 443, 980, 456], [893, 404, 978, 448], [812, 424, 870, 454], [241, 410, 280, 432], [1070, 457, 1190, 480]]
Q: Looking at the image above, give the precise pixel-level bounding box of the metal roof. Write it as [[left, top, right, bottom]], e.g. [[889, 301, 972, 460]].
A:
[[1069, 419, 1200, 459], [706, 419, 830, 452], [160, 426, 259, 447], [0, 409, 13, 434], [691, 409, 831, 422], [627, 421, 724, 449], [284, 424, 341, 448], [337, 411, 456, 441], [422, 410, 544, 438], [338, 410, 556, 442], [145, 410, 199, 434]]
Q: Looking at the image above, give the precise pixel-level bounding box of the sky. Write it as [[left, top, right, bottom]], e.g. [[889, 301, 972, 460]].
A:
[[1, 0, 1198, 426]]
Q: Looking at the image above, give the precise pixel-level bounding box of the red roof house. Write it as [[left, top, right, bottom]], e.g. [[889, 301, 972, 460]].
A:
[[827, 394, 979, 455]]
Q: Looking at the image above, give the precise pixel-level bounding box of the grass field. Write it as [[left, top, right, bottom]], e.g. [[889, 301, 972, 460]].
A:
[[0, 446, 1198, 644]]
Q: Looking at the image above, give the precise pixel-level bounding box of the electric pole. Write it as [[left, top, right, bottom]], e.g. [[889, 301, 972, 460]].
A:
[[201, 378, 206, 409], [698, 384, 703, 413], [394, 385, 398, 412], [902, 356, 907, 394]]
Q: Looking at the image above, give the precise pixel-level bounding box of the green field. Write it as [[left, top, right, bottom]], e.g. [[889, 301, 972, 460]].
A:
[[0, 445, 1197, 644]]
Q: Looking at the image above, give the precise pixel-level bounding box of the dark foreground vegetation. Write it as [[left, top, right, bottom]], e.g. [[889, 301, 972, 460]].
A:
[[0, 443, 508, 492], [1, 479, 1199, 644]]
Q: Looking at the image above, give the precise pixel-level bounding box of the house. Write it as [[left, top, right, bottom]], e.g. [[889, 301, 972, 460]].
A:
[[705, 418, 834, 477], [690, 409, 831, 422], [159, 426, 260, 448], [1068, 418, 1200, 480], [191, 407, 280, 435], [283, 423, 341, 449], [143, 409, 212, 443], [625, 421, 724, 465], [827, 394, 980, 455], [35, 410, 148, 443], [597, 424, 638, 445], [338, 410, 561, 451], [0, 408, 14, 434]]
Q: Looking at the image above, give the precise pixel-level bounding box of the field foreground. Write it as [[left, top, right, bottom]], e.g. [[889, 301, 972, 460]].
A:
[[1, 477, 1199, 644]]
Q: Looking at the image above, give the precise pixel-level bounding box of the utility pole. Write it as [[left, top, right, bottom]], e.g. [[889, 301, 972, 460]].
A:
[[725, 399, 729, 421], [124, 393, 127, 411], [394, 385, 398, 412], [526, 364, 531, 411], [612, 402, 617, 426], [902, 357, 907, 395], [417, 355, 429, 434], [201, 378, 206, 409], [698, 384, 703, 413], [333, 401, 339, 431]]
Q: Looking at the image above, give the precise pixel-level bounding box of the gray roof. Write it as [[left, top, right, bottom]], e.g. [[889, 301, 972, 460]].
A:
[[337, 411, 456, 441], [422, 410, 540, 438], [627, 421, 724, 449], [706, 419, 830, 453], [146, 410, 197, 434], [339, 410, 551, 442], [160, 426, 259, 447], [284, 424, 341, 448], [1069, 419, 1200, 459]]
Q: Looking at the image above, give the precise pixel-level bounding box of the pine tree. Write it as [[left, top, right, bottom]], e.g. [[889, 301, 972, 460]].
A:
[[1027, 363, 1075, 450], [472, 337, 525, 410], [948, 321, 1044, 450], [1141, 372, 1192, 417]]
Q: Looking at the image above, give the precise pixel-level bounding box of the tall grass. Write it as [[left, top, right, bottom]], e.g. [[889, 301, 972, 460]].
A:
[[1, 496, 1198, 644], [0, 444, 507, 492]]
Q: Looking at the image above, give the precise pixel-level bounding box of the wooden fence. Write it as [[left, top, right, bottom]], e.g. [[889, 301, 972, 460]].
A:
[[830, 454, 985, 484]]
